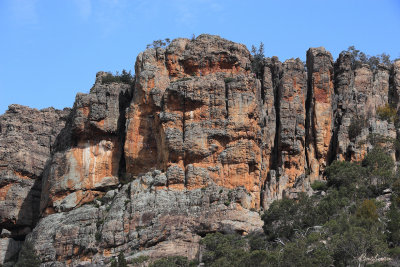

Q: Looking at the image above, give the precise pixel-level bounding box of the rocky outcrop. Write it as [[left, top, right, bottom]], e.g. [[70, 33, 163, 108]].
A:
[[40, 74, 132, 215], [1, 35, 399, 266], [28, 175, 262, 266], [0, 104, 70, 263], [333, 53, 395, 162]]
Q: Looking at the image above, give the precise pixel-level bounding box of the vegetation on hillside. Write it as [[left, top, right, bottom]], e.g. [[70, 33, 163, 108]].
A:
[[149, 147, 400, 266]]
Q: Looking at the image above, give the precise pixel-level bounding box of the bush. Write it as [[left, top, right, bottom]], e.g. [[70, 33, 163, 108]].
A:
[[149, 256, 190, 267], [356, 199, 379, 221], [348, 115, 367, 140], [262, 194, 319, 241], [15, 242, 41, 267], [376, 104, 398, 124], [117, 252, 128, 267], [102, 69, 134, 85], [311, 180, 328, 191], [325, 160, 365, 188], [224, 77, 235, 83], [362, 147, 395, 188]]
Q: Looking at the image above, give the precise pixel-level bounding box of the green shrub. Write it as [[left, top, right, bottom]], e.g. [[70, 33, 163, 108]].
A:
[[311, 180, 328, 191], [15, 242, 41, 267], [356, 199, 379, 221], [362, 147, 394, 188], [149, 256, 189, 267], [102, 69, 134, 85], [377, 104, 398, 123], [117, 252, 128, 267], [348, 115, 367, 140], [95, 231, 102, 241], [224, 77, 235, 83], [326, 160, 365, 188]]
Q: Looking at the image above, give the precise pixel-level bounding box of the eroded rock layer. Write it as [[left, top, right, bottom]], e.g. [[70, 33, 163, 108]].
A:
[[1, 34, 399, 266]]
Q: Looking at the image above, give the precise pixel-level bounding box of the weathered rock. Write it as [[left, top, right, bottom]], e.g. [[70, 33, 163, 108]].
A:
[[27, 175, 263, 266], [333, 53, 394, 162], [306, 47, 334, 179], [124, 35, 262, 208], [2, 35, 399, 266], [40, 77, 132, 215], [0, 105, 69, 230]]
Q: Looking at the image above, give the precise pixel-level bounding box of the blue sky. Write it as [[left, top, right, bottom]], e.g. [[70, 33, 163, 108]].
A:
[[1, 0, 400, 114]]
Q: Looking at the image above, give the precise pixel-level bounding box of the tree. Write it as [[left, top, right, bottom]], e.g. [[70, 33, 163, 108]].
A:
[[146, 38, 171, 49], [15, 242, 41, 267], [342, 46, 392, 70], [117, 252, 128, 267], [251, 42, 265, 78]]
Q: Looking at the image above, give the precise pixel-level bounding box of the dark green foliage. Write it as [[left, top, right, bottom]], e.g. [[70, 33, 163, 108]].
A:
[[348, 115, 367, 140], [311, 180, 328, 191], [224, 77, 235, 83], [362, 147, 395, 189], [175, 77, 192, 82], [262, 193, 320, 241], [15, 242, 41, 267], [344, 46, 393, 70], [117, 252, 128, 267], [250, 42, 264, 78], [110, 257, 118, 267], [325, 160, 365, 188], [146, 38, 171, 49], [102, 69, 134, 85], [130, 255, 149, 265], [201, 232, 247, 266], [149, 256, 190, 267], [95, 231, 102, 241], [356, 199, 379, 221]]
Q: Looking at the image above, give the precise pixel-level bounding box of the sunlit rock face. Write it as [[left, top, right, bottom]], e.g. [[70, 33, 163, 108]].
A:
[[2, 35, 399, 266], [124, 35, 263, 208], [40, 76, 132, 214], [0, 104, 70, 263]]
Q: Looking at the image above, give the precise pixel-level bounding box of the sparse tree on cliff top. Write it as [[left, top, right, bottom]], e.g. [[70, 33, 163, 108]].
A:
[[251, 42, 265, 79]]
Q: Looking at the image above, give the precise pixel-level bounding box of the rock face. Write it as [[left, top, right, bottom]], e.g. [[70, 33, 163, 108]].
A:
[[40, 74, 132, 215], [0, 104, 70, 263], [1, 35, 399, 266], [124, 35, 262, 208]]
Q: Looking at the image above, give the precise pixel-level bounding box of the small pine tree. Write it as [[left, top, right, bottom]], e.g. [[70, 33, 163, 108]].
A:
[[118, 252, 128, 267], [251, 42, 265, 78], [15, 242, 41, 267]]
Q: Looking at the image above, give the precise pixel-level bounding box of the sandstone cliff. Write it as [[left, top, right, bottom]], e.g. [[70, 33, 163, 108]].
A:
[[0, 34, 399, 266]]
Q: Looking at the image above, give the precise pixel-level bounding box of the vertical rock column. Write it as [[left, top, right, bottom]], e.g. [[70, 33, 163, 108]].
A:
[[277, 59, 308, 194], [306, 47, 334, 180]]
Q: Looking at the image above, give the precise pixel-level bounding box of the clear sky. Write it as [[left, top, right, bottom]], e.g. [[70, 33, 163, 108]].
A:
[[1, 0, 400, 114]]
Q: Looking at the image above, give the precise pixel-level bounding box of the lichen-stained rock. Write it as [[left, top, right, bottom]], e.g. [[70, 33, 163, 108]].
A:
[[27, 173, 263, 266], [306, 47, 334, 178], [124, 35, 262, 208], [0, 105, 70, 231], [41, 77, 132, 215]]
